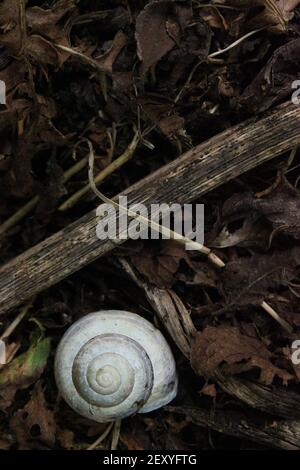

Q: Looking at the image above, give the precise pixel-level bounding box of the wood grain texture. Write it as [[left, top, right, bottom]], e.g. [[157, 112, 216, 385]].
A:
[[168, 406, 300, 450], [0, 102, 300, 315]]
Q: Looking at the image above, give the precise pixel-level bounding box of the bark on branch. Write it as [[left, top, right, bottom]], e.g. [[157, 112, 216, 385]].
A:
[[0, 102, 299, 315]]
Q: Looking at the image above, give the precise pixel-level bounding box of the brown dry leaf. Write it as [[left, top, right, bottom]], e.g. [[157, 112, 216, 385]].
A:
[[26, 35, 63, 66], [211, 214, 271, 249], [200, 6, 228, 30], [0, 61, 27, 99], [221, 246, 300, 306], [0, 0, 21, 54], [136, 1, 179, 72], [56, 428, 75, 450], [10, 382, 56, 449], [200, 383, 217, 398], [130, 241, 187, 288], [0, 0, 76, 64], [219, 178, 300, 246], [240, 38, 300, 112], [25, 0, 76, 36], [97, 31, 128, 74], [120, 431, 148, 451], [191, 325, 293, 385], [159, 114, 186, 140], [248, 0, 300, 32], [56, 427, 75, 450], [137, 93, 187, 142], [136, 1, 194, 72], [254, 180, 300, 240], [219, 0, 300, 33]]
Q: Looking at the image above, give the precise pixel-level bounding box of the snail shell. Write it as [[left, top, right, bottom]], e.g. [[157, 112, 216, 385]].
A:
[[54, 310, 178, 422]]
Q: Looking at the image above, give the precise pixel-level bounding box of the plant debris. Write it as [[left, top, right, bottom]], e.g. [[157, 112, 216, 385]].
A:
[[0, 0, 300, 451]]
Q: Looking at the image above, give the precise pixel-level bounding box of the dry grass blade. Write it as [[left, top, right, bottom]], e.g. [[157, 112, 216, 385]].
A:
[[111, 419, 121, 451], [0, 156, 88, 237], [88, 140, 225, 267], [59, 133, 140, 211], [87, 422, 114, 450]]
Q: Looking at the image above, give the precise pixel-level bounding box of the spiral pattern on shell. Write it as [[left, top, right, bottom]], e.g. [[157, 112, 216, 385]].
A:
[[55, 311, 178, 422]]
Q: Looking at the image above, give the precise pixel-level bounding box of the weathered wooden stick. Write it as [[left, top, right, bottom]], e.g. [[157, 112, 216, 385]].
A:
[[215, 371, 300, 420], [0, 102, 299, 315], [168, 406, 300, 450], [118, 260, 300, 420]]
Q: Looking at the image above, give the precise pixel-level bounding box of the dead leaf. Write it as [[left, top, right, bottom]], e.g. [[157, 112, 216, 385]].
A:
[[56, 427, 75, 450], [0, 0, 75, 65], [191, 325, 293, 385], [211, 214, 271, 249], [218, 179, 300, 247], [240, 39, 300, 112], [0, 333, 50, 410], [137, 93, 187, 141], [200, 383, 217, 398], [221, 246, 300, 305], [136, 1, 197, 72], [130, 241, 187, 288], [248, 0, 300, 32], [136, 1, 179, 72], [219, 0, 300, 33], [96, 31, 128, 74], [10, 382, 56, 449]]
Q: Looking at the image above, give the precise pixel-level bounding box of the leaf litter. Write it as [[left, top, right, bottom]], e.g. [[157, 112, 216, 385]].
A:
[[0, 0, 300, 450]]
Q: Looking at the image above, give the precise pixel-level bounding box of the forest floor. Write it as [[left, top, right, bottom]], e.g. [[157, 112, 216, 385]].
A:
[[1, 0, 300, 450]]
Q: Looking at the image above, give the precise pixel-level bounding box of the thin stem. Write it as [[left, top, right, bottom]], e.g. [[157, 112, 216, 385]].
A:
[[261, 301, 293, 334], [88, 141, 225, 268], [111, 420, 121, 450], [0, 156, 88, 237], [59, 133, 140, 211], [87, 422, 114, 450], [208, 29, 264, 59], [56, 44, 109, 75], [18, 0, 27, 54], [0, 301, 33, 341], [194, 2, 244, 10]]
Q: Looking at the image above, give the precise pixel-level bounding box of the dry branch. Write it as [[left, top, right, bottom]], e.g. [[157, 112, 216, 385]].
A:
[[168, 406, 300, 450], [0, 102, 300, 315], [119, 260, 300, 420]]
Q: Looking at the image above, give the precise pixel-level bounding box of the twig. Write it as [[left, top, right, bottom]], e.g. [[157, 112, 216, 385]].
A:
[[18, 0, 27, 55], [0, 102, 298, 316], [87, 422, 114, 450], [194, 2, 244, 10], [168, 405, 300, 450], [111, 419, 121, 451], [0, 155, 88, 237], [260, 301, 293, 334], [56, 44, 109, 75], [0, 301, 32, 340], [59, 133, 140, 212], [256, 147, 298, 198], [208, 29, 264, 59], [175, 29, 264, 103], [88, 141, 225, 268]]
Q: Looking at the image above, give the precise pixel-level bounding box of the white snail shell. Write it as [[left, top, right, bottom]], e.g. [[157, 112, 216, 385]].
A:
[[54, 310, 178, 422]]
